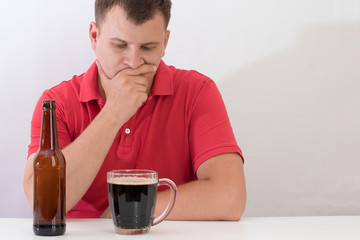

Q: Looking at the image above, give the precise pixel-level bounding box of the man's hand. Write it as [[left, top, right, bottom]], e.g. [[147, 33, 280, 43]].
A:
[[96, 61, 157, 124], [101, 207, 111, 218]]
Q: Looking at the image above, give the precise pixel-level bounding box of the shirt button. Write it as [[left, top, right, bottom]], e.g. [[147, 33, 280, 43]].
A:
[[125, 128, 131, 134]]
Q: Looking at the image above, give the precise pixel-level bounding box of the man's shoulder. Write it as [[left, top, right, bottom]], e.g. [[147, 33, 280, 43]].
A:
[[168, 65, 214, 90], [46, 70, 86, 95], [169, 65, 210, 81], [41, 73, 85, 107], [47, 73, 84, 94]]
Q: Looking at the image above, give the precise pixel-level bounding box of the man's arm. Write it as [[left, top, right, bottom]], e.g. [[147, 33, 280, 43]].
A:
[[101, 152, 246, 220], [23, 104, 128, 211], [23, 63, 157, 212], [156, 152, 246, 221]]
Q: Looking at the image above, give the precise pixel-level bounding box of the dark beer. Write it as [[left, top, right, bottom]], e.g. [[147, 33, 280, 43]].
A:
[[107, 177, 158, 230], [33, 100, 66, 236]]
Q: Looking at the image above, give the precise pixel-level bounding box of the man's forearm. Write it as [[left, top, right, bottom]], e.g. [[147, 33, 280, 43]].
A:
[[24, 104, 125, 212], [100, 153, 246, 221], [155, 154, 246, 221], [101, 180, 245, 221], [155, 180, 245, 221], [62, 105, 125, 211]]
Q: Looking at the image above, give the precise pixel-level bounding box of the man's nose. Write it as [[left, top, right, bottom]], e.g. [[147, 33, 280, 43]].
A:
[[123, 47, 145, 69]]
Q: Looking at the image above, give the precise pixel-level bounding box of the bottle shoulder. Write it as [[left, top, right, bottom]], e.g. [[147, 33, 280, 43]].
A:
[[33, 150, 66, 168]]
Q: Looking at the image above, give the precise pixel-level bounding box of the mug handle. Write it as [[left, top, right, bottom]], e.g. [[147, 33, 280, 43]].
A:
[[153, 178, 178, 226]]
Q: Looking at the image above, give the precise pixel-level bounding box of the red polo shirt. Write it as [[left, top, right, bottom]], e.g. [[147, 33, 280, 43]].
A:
[[28, 60, 242, 218]]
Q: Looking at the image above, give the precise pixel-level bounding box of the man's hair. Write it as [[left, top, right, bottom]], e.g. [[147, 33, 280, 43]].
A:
[[95, 0, 172, 29]]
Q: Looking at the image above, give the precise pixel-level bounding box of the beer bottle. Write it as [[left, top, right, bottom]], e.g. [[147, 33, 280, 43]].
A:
[[33, 100, 66, 236]]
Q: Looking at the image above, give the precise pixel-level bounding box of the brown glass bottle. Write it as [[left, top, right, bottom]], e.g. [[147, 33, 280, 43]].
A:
[[33, 100, 66, 236]]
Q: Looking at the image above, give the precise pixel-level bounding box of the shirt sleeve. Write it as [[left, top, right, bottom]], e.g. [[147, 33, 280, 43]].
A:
[[28, 90, 72, 158], [189, 78, 243, 172]]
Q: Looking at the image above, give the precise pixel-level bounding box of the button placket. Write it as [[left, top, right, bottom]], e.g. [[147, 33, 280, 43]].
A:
[[119, 122, 133, 153]]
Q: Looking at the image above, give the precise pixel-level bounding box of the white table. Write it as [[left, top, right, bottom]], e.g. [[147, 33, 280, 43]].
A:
[[0, 216, 359, 239]]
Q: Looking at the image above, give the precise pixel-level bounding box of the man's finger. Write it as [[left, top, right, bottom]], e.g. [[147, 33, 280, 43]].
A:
[[122, 64, 157, 76]]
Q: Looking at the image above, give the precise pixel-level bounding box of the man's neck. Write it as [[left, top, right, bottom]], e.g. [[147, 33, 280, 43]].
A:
[[97, 74, 106, 100]]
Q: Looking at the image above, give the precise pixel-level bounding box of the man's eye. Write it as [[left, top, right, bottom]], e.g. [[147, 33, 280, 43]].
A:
[[114, 44, 127, 49], [141, 46, 153, 51]]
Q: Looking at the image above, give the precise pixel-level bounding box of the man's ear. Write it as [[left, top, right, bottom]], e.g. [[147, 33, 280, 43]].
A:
[[162, 30, 171, 57], [89, 22, 100, 52]]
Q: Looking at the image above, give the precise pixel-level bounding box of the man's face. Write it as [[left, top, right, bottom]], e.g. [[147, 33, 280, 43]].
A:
[[90, 6, 170, 79]]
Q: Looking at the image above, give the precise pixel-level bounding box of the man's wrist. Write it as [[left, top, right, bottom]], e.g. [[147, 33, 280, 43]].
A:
[[100, 103, 128, 130]]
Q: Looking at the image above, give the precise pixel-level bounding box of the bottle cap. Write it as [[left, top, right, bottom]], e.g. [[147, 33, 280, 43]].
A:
[[42, 100, 56, 110]]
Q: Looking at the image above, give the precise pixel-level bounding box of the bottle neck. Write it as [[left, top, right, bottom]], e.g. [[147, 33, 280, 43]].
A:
[[39, 108, 59, 150]]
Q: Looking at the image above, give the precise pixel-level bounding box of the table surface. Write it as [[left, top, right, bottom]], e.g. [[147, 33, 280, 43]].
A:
[[0, 216, 359, 240]]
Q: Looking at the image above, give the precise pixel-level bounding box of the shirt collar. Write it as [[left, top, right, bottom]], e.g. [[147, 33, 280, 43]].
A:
[[150, 60, 173, 97], [79, 60, 173, 103], [79, 61, 101, 103]]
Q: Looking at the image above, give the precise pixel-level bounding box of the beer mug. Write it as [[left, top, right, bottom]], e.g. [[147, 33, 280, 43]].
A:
[[107, 170, 177, 234]]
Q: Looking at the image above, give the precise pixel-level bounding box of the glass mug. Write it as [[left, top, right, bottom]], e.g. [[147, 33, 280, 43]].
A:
[[107, 170, 177, 235]]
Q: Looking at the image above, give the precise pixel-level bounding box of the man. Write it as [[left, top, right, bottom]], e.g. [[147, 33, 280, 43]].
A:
[[24, 0, 246, 220]]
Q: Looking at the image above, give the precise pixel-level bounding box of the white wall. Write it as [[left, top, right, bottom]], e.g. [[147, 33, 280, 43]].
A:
[[0, 0, 359, 217]]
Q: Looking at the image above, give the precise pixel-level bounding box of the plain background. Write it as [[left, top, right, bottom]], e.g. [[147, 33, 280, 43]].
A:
[[0, 0, 359, 218]]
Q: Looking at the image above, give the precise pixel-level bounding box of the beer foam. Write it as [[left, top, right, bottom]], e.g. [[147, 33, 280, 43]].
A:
[[108, 177, 158, 185]]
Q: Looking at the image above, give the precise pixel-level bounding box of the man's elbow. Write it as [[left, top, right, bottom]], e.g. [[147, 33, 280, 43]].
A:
[[23, 175, 33, 209], [24, 154, 35, 209], [223, 196, 246, 221], [221, 187, 246, 221]]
